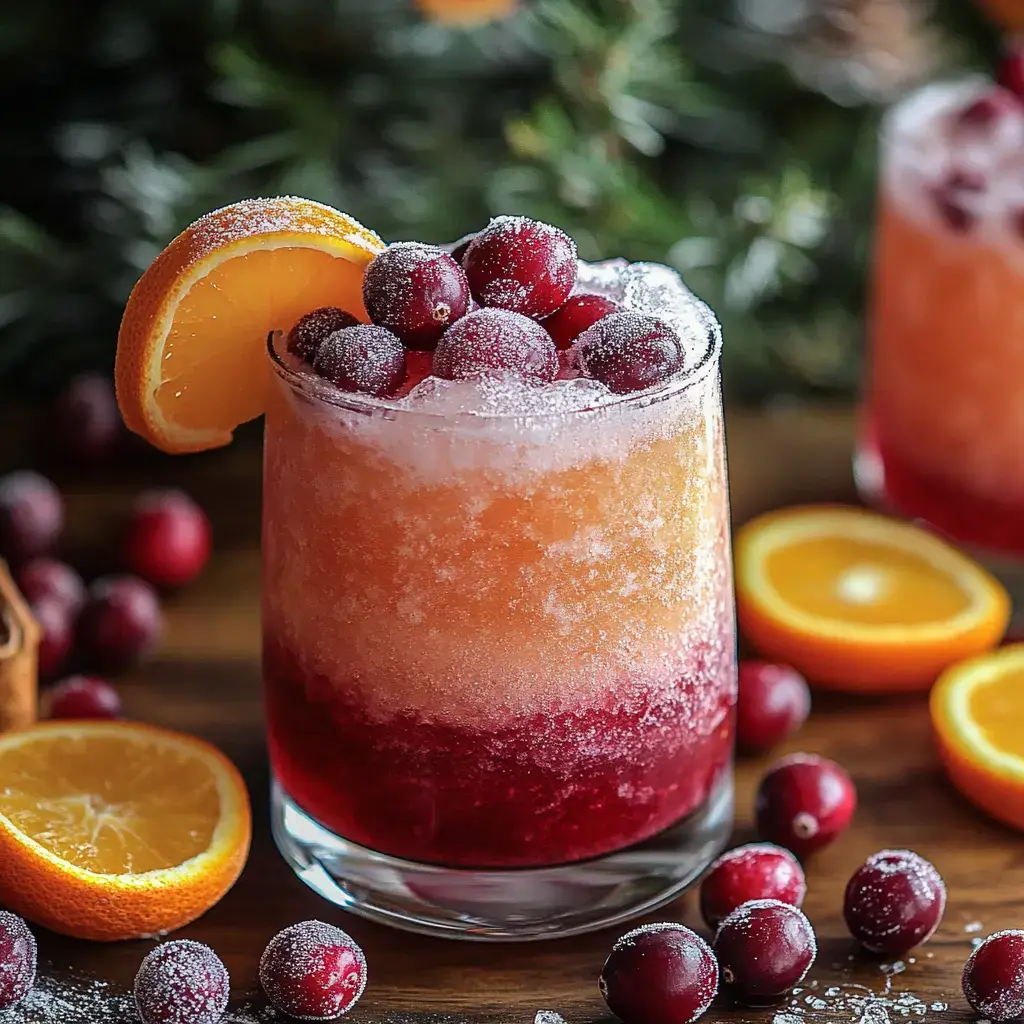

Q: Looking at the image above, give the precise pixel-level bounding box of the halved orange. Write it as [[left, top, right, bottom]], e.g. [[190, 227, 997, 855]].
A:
[[0, 720, 251, 941], [414, 0, 518, 23], [932, 644, 1024, 830], [735, 505, 1010, 692], [115, 196, 384, 454]]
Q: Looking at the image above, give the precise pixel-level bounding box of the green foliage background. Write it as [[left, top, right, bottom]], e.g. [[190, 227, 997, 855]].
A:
[[0, 0, 999, 399]]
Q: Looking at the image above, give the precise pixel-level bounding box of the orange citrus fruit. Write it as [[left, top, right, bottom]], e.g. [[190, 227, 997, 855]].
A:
[[735, 505, 1010, 693], [0, 720, 251, 941], [932, 644, 1024, 831], [414, 0, 518, 23], [115, 196, 384, 454]]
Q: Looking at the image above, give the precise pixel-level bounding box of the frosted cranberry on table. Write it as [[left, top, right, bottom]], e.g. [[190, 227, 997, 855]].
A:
[[736, 660, 810, 753], [0, 471, 63, 566], [134, 939, 229, 1024], [963, 930, 1024, 1022], [0, 911, 36, 1010], [433, 307, 558, 383], [124, 490, 212, 590], [575, 312, 685, 394], [29, 596, 73, 680], [46, 675, 122, 720], [313, 325, 407, 398], [50, 374, 124, 463], [957, 86, 1022, 128], [542, 293, 621, 350], [16, 558, 86, 617], [76, 574, 163, 672], [287, 306, 361, 365], [700, 843, 806, 930]]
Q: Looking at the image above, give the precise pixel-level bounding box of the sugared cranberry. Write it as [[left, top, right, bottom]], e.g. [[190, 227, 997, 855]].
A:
[[46, 675, 122, 720], [932, 170, 985, 233], [999, 47, 1024, 99], [462, 216, 577, 318], [700, 843, 807, 931], [737, 660, 811, 753], [77, 575, 163, 672], [287, 307, 360, 365], [963, 930, 1024, 1022], [16, 559, 86, 616], [124, 490, 212, 589], [30, 596, 73, 680], [576, 313, 684, 394], [433, 307, 558, 382], [134, 939, 229, 1024], [843, 849, 946, 955], [0, 472, 63, 566], [599, 923, 718, 1024], [363, 242, 470, 351], [0, 912, 36, 1010], [313, 325, 407, 397], [259, 920, 367, 1020], [755, 753, 856, 858], [714, 899, 816, 1005], [542, 293, 621, 350], [51, 374, 124, 463], [449, 231, 478, 265], [958, 87, 1022, 127]]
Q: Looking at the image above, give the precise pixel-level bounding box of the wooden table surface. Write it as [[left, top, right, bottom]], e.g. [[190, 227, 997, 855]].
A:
[[3, 404, 1021, 1024]]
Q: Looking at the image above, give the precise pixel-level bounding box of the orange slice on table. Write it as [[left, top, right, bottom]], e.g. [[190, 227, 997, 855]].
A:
[[0, 720, 251, 941], [735, 505, 1010, 693], [932, 644, 1024, 831], [116, 196, 384, 454]]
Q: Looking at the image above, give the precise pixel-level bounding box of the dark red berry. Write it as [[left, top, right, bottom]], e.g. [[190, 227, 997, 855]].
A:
[[134, 939, 229, 1024], [30, 596, 73, 680], [0, 472, 63, 566], [932, 170, 985, 233], [16, 559, 86, 616], [0, 912, 36, 1010], [433, 307, 558, 383], [963, 930, 1024, 1022], [77, 575, 163, 672], [46, 675, 122, 720], [449, 231, 478, 265], [843, 849, 946, 955], [313, 325, 407, 397], [999, 46, 1024, 99], [599, 923, 718, 1024], [124, 490, 212, 589], [363, 243, 470, 351], [755, 753, 856, 858], [542, 293, 621, 350], [700, 843, 806, 931], [958, 87, 1022, 127], [576, 313, 685, 394], [462, 216, 577, 318], [736, 661, 811, 753], [51, 374, 125, 463], [259, 920, 367, 1020], [287, 307, 361, 365]]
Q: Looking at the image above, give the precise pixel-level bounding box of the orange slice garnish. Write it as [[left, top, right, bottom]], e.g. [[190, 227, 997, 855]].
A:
[[735, 505, 1010, 692], [0, 720, 251, 941], [414, 0, 518, 23], [932, 644, 1024, 830], [115, 196, 384, 454]]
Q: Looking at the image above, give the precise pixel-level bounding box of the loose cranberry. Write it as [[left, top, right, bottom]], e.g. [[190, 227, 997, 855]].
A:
[[287, 307, 361, 365], [963, 930, 1024, 1022], [449, 231, 478, 264], [51, 374, 124, 463], [958, 87, 1022, 127], [16, 558, 86, 616], [736, 660, 811, 753], [77, 575, 163, 672], [134, 939, 229, 1024], [0, 912, 36, 1010], [999, 46, 1024, 99], [0, 472, 63, 566], [30, 596, 73, 680], [433, 307, 558, 383], [259, 920, 367, 1020], [755, 753, 856, 858], [46, 675, 122, 720], [700, 843, 807, 931], [124, 490, 212, 589], [462, 216, 577, 318], [542, 293, 621, 350], [599, 923, 718, 1024], [363, 242, 470, 351], [313, 325, 407, 397], [576, 313, 685, 394], [713, 899, 816, 1005]]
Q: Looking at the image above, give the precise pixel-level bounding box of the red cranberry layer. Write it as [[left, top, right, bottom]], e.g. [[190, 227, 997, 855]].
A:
[[134, 939, 229, 1024], [0, 911, 36, 1010], [0, 472, 63, 567], [736, 661, 810, 753], [313, 325, 407, 397], [16, 559, 86, 616], [755, 753, 856, 858], [287, 307, 361, 365], [843, 849, 946, 955], [576, 313, 684, 395], [259, 919, 367, 1020], [700, 843, 806, 931], [599, 923, 718, 1024], [542, 293, 621, 350], [77, 575, 163, 672], [124, 490, 212, 590], [433, 308, 558, 383], [999, 46, 1024, 99], [30, 596, 73, 680], [963, 930, 1024, 1022], [958, 86, 1022, 128], [51, 374, 124, 463], [46, 675, 122, 720], [713, 899, 816, 1005], [363, 243, 470, 351], [462, 216, 577, 318]]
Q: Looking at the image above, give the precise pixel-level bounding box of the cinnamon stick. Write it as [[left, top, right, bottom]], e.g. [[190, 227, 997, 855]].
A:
[[0, 561, 39, 731]]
